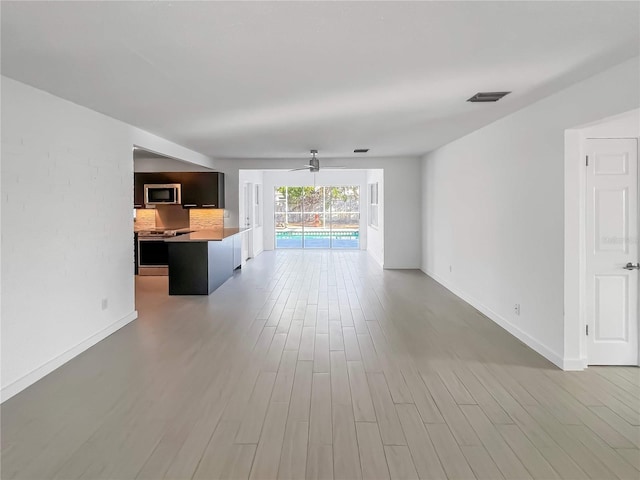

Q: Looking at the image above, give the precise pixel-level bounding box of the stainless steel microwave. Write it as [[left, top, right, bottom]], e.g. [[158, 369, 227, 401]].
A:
[[144, 184, 181, 205]]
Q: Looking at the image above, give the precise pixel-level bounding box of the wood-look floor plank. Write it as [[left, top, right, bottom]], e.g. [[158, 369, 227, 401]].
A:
[[249, 401, 289, 480], [535, 446, 589, 480], [616, 448, 640, 471], [343, 326, 362, 361], [316, 309, 329, 334], [460, 405, 532, 480], [367, 373, 407, 446], [278, 421, 309, 480], [351, 308, 369, 334], [3, 251, 639, 480], [271, 350, 298, 403], [568, 425, 639, 480], [299, 326, 316, 361], [192, 420, 242, 480], [384, 445, 419, 480], [422, 372, 480, 447], [395, 403, 447, 480], [310, 373, 333, 445], [525, 405, 616, 480], [314, 334, 331, 373], [461, 446, 505, 480], [329, 321, 345, 351], [306, 443, 334, 480], [330, 350, 352, 406], [425, 424, 476, 480], [235, 371, 277, 444], [438, 369, 476, 405], [332, 404, 362, 480], [263, 333, 287, 372], [496, 424, 560, 479], [469, 365, 557, 449], [454, 367, 512, 425], [288, 361, 313, 422], [347, 361, 377, 422], [367, 321, 414, 404], [219, 444, 256, 480], [357, 334, 382, 373], [284, 320, 303, 351], [589, 405, 640, 448], [355, 422, 390, 480], [399, 364, 444, 424]]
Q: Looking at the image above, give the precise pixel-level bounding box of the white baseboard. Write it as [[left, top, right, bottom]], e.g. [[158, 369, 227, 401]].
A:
[[424, 270, 567, 370], [367, 249, 384, 268], [562, 357, 588, 371], [1, 310, 138, 403]]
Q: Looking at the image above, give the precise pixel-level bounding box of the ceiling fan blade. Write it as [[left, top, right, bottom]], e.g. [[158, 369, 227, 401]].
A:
[[289, 166, 311, 171]]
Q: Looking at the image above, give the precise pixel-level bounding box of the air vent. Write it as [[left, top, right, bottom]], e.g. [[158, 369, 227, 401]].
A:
[[467, 92, 511, 103], [354, 149, 369, 153]]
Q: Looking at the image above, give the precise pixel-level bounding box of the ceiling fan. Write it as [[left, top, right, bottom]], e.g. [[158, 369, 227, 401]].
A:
[[290, 150, 345, 172]]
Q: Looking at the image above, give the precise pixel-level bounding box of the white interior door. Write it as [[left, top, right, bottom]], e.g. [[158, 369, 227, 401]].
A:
[[586, 138, 639, 365], [243, 183, 254, 259]]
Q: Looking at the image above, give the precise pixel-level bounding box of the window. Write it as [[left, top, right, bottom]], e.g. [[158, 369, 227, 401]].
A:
[[274, 186, 360, 249], [368, 182, 378, 227]]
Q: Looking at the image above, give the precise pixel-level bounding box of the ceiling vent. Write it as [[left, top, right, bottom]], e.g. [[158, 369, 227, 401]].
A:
[[467, 91, 511, 103], [354, 149, 369, 153]]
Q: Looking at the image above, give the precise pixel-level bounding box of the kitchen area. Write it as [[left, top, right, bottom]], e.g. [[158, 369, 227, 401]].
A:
[[134, 151, 245, 295]]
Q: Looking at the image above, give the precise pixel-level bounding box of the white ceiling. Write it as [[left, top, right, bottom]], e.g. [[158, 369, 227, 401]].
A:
[[2, 1, 638, 159]]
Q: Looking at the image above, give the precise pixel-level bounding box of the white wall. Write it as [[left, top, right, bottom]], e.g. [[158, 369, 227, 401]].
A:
[[1, 77, 215, 401], [421, 57, 640, 369], [215, 157, 421, 269], [134, 156, 214, 172], [366, 169, 385, 267]]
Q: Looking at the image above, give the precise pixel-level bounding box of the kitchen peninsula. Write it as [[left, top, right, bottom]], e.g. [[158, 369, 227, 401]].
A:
[[165, 228, 246, 295]]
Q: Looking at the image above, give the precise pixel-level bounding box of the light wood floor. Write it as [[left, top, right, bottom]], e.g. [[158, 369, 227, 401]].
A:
[[2, 250, 639, 480]]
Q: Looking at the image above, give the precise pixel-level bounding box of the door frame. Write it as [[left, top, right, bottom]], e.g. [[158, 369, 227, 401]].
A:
[[243, 182, 254, 259], [564, 108, 640, 370]]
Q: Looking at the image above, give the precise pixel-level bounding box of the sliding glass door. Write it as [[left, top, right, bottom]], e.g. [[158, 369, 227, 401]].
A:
[[275, 186, 360, 249]]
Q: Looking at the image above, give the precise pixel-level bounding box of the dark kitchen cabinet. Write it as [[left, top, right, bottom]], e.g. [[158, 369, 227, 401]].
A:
[[180, 172, 225, 209], [134, 173, 151, 208], [134, 172, 225, 208]]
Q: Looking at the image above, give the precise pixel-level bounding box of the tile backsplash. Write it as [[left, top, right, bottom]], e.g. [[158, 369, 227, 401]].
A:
[[189, 209, 224, 229], [134, 209, 156, 230], [134, 207, 224, 230], [156, 206, 189, 229]]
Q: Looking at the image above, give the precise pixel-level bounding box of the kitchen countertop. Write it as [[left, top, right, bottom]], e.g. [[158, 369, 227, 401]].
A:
[[164, 227, 248, 242], [134, 227, 194, 234]]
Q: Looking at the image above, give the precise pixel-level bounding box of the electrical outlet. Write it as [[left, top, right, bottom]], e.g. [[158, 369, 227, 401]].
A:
[[101, 298, 108, 310], [514, 304, 520, 316]]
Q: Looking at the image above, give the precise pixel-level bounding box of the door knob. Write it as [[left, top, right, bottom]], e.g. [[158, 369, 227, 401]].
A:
[[623, 262, 640, 270]]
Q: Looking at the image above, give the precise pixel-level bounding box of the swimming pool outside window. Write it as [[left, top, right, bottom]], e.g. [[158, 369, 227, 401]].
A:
[[274, 186, 360, 249]]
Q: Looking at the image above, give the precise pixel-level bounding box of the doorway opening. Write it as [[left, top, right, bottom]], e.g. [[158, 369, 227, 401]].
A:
[[274, 185, 360, 249], [564, 108, 640, 369]]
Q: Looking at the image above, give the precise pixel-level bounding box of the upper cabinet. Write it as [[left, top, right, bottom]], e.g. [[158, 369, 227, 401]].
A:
[[180, 172, 225, 209], [134, 172, 225, 209]]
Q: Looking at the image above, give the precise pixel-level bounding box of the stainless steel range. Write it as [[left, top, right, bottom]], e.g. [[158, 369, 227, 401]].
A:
[[137, 228, 188, 276]]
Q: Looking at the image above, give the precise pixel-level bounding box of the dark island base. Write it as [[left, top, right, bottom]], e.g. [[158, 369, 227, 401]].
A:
[[168, 235, 240, 295]]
